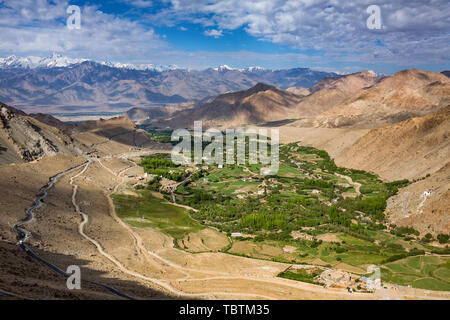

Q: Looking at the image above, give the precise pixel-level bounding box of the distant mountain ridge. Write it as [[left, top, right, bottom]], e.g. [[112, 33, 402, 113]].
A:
[[0, 54, 339, 113], [0, 53, 88, 69], [138, 69, 450, 130], [144, 82, 305, 128], [0, 53, 174, 71]]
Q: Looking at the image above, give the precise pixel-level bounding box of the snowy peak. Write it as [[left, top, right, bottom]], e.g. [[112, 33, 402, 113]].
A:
[[0, 55, 41, 68], [38, 53, 88, 68], [213, 65, 236, 72], [0, 55, 269, 74], [99, 61, 180, 72], [211, 65, 266, 73], [0, 53, 180, 71], [0, 53, 87, 69]]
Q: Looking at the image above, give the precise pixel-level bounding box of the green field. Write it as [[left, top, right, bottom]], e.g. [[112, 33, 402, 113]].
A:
[[382, 256, 450, 291], [122, 138, 450, 291], [112, 191, 203, 240], [278, 268, 323, 285]]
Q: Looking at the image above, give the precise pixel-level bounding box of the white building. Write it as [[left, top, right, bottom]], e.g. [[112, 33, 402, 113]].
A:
[[231, 232, 244, 237], [360, 276, 382, 290]]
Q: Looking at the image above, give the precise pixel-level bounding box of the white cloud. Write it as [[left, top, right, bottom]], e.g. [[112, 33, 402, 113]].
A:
[[204, 29, 223, 38], [152, 0, 450, 65], [123, 0, 153, 8], [0, 0, 166, 60], [1, 0, 448, 69]]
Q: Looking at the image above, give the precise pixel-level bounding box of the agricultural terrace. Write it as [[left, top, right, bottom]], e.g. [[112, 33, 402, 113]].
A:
[[114, 139, 449, 291]]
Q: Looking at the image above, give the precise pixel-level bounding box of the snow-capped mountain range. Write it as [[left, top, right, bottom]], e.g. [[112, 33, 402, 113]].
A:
[[0, 53, 181, 71], [0, 53, 88, 69], [212, 65, 266, 73], [0, 53, 343, 113], [0, 53, 267, 73]]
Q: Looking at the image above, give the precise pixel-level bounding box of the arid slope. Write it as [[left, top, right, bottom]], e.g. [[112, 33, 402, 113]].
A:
[[165, 83, 304, 128], [336, 105, 450, 181], [385, 162, 449, 236], [0, 103, 87, 164], [314, 69, 450, 128]]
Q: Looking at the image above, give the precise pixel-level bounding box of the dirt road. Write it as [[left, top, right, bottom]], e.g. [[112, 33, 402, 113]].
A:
[[335, 173, 362, 196]]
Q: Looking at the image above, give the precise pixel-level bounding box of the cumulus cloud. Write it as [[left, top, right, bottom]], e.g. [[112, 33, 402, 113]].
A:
[[0, 0, 165, 60], [122, 0, 153, 8], [152, 0, 450, 65], [1, 0, 448, 69], [204, 29, 223, 38]]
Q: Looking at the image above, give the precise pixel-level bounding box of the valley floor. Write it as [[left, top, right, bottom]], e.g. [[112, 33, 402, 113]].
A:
[[1, 133, 448, 300]]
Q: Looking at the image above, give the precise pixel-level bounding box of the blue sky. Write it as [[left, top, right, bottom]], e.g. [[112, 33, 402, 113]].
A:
[[0, 0, 449, 74]]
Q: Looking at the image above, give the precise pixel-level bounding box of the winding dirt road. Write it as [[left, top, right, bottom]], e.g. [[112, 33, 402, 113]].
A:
[[72, 158, 380, 300], [76, 159, 279, 299], [12, 161, 134, 300]]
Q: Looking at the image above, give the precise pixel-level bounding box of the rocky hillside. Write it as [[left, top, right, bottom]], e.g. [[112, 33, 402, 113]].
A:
[[286, 87, 311, 96], [385, 162, 449, 236], [310, 70, 379, 93], [314, 69, 450, 128], [30, 112, 75, 135], [161, 83, 304, 128], [289, 71, 380, 120], [0, 103, 87, 164], [336, 105, 450, 181], [141, 69, 449, 131], [126, 103, 196, 123]]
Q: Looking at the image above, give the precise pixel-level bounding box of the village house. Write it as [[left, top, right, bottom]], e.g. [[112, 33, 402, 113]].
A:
[[359, 276, 382, 290], [318, 270, 355, 288]]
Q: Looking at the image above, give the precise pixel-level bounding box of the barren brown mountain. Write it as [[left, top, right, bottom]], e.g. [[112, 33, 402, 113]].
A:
[[164, 83, 304, 128], [290, 71, 380, 119], [310, 70, 379, 93], [126, 102, 196, 123], [286, 86, 311, 96], [336, 105, 450, 181], [29, 112, 75, 135], [385, 162, 450, 237], [156, 71, 381, 128], [0, 103, 87, 164], [314, 69, 450, 128]]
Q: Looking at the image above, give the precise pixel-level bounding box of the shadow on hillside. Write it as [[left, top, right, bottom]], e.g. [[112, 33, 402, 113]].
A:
[[256, 119, 299, 127], [0, 239, 177, 300]]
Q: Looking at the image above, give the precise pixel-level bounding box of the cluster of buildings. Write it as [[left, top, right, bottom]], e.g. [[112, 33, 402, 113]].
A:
[[318, 269, 356, 289], [317, 269, 383, 291]]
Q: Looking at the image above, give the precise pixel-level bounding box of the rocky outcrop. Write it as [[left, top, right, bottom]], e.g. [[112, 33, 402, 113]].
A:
[[0, 103, 87, 163], [336, 105, 450, 181]]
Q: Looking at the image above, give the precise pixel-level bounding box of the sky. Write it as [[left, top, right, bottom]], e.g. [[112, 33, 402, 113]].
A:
[[0, 0, 449, 74]]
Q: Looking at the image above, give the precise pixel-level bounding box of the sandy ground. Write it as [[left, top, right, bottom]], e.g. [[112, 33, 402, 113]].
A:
[[249, 126, 369, 159], [177, 229, 230, 252]]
